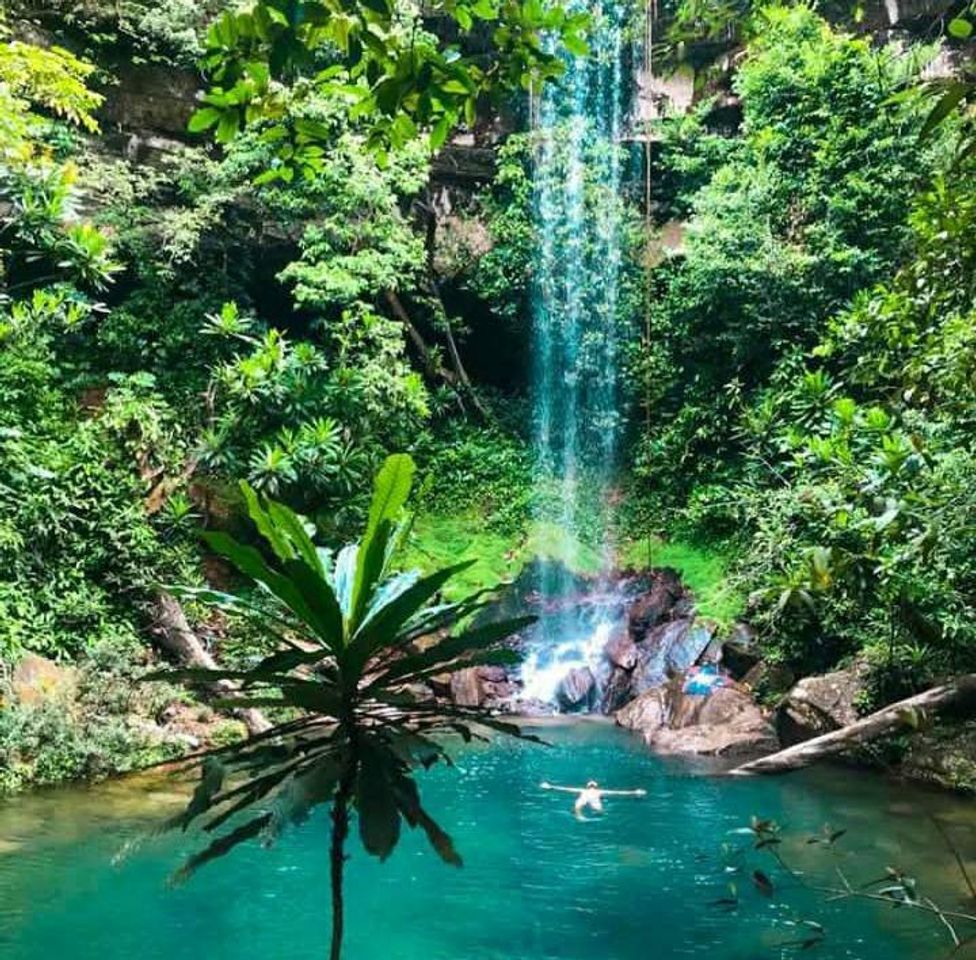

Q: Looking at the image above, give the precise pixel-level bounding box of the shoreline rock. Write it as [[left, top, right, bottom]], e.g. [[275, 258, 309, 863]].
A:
[[616, 672, 776, 759]]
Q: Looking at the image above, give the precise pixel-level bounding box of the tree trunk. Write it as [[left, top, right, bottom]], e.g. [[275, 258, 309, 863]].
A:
[[732, 674, 976, 776], [424, 278, 492, 422], [152, 591, 271, 736], [329, 766, 356, 960], [384, 289, 455, 385]]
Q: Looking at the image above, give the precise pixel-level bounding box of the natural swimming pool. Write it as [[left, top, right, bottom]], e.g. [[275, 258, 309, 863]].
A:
[[1, 721, 973, 960]]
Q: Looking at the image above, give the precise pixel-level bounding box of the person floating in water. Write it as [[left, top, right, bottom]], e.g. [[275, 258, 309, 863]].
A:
[[540, 780, 646, 818]]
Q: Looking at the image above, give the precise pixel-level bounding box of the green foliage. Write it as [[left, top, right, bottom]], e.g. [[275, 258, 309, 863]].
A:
[[685, 173, 976, 691], [0, 643, 184, 795], [155, 455, 536, 958], [188, 0, 587, 167], [401, 515, 523, 602], [636, 5, 946, 499], [0, 32, 102, 163], [649, 102, 739, 222]]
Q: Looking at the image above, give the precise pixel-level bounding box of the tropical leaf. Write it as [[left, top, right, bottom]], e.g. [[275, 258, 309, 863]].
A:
[[356, 744, 401, 860], [349, 454, 416, 626], [264, 755, 341, 844], [201, 531, 324, 633], [281, 558, 344, 652], [391, 769, 462, 866], [372, 615, 533, 687], [921, 80, 970, 140], [347, 560, 477, 669]]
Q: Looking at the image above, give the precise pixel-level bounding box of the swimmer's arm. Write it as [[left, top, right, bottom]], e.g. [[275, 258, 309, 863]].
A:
[[598, 788, 648, 797], [539, 781, 583, 793]]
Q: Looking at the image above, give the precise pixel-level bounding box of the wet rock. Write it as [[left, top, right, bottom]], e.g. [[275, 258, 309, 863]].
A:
[[101, 63, 199, 136], [556, 667, 596, 711], [604, 624, 637, 670], [11, 654, 78, 706], [601, 666, 637, 713], [776, 663, 867, 747], [741, 661, 794, 696], [448, 665, 518, 709], [633, 618, 707, 693], [627, 569, 684, 643]]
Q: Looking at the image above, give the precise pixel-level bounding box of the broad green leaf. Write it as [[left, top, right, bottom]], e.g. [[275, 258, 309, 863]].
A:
[[264, 756, 341, 844], [949, 17, 973, 38], [201, 531, 326, 634], [430, 113, 453, 151], [240, 482, 294, 563], [348, 560, 476, 669], [349, 455, 415, 626], [365, 454, 415, 540], [281, 559, 344, 652], [392, 771, 461, 866], [356, 745, 401, 860], [921, 80, 970, 140], [267, 500, 323, 575], [188, 107, 222, 132], [373, 615, 533, 687]]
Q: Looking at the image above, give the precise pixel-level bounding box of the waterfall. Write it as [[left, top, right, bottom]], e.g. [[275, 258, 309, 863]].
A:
[[520, 1, 638, 709]]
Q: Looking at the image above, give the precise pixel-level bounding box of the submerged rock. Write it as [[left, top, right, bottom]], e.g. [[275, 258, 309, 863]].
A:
[[776, 663, 867, 746], [556, 667, 597, 711]]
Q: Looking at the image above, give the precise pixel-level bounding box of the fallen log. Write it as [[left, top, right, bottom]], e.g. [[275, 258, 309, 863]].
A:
[[732, 674, 976, 775], [152, 592, 271, 736]]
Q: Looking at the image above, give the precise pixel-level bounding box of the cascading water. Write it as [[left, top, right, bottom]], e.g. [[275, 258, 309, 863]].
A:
[[520, 1, 639, 709]]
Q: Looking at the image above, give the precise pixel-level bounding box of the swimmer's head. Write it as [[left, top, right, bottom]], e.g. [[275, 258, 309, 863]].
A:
[[586, 780, 598, 789]]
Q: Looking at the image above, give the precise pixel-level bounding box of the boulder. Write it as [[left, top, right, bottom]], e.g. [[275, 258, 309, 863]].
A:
[[449, 665, 517, 709], [556, 667, 597, 711], [616, 673, 776, 759], [627, 569, 684, 643], [11, 654, 78, 706], [616, 686, 669, 735], [776, 663, 867, 746], [604, 624, 637, 670]]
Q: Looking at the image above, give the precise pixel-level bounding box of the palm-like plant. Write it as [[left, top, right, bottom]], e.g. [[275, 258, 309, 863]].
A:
[[152, 454, 534, 960]]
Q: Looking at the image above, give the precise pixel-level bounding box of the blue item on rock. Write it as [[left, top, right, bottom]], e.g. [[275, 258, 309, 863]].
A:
[[683, 664, 727, 696]]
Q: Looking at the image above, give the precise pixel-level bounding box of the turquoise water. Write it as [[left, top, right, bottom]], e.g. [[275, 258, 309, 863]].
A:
[[1, 722, 974, 959]]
